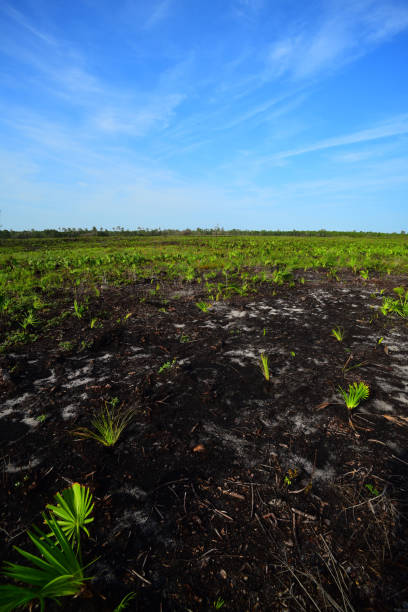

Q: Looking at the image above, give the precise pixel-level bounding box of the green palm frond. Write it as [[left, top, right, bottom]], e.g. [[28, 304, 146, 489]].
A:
[[0, 513, 91, 611], [46, 483, 94, 550], [0, 584, 44, 612], [338, 382, 370, 410]]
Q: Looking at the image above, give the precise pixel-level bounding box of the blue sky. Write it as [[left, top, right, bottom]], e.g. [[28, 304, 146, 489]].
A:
[[1, 0, 408, 231]]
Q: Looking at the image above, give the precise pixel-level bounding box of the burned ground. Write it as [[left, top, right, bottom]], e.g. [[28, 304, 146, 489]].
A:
[[1, 272, 407, 611]]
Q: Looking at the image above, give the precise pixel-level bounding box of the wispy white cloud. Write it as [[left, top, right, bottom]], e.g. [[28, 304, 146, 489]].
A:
[[232, 0, 265, 21], [217, 91, 307, 130], [0, 19, 185, 140], [274, 115, 408, 160], [1, 2, 56, 45], [144, 0, 171, 29], [93, 93, 185, 136], [265, 0, 408, 81], [1, 1, 407, 231]]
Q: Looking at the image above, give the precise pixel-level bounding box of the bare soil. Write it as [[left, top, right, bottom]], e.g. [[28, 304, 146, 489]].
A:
[[1, 271, 407, 611]]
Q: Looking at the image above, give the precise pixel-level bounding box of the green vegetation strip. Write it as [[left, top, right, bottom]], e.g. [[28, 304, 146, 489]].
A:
[[1, 234, 407, 350]]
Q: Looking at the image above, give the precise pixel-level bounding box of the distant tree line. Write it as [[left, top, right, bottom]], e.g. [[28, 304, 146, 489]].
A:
[[0, 226, 406, 239]]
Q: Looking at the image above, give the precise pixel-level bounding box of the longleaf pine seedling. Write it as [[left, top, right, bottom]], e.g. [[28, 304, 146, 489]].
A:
[[259, 353, 270, 381], [74, 402, 134, 446], [331, 326, 345, 342], [338, 382, 369, 410]]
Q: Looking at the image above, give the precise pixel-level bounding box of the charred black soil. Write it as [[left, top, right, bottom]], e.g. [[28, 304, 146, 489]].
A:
[[1, 272, 408, 611]]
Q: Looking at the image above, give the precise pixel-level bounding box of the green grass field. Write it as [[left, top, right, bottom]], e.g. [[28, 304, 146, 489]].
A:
[[1, 233, 407, 351]]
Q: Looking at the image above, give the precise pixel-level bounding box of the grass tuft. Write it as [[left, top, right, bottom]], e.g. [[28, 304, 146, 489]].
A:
[[73, 402, 134, 446]]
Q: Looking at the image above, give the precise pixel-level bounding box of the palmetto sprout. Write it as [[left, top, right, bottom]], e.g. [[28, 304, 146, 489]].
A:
[[338, 382, 369, 410], [19, 311, 39, 330], [196, 301, 212, 312], [380, 287, 408, 318], [46, 483, 94, 558], [0, 512, 91, 612]]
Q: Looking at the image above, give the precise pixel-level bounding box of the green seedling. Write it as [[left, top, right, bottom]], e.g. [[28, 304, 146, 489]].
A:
[[19, 311, 39, 331], [331, 326, 345, 342], [80, 339, 93, 351], [380, 287, 408, 318], [46, 483, 94, 558], [290, 351, 296, 357], [377, 337, 384, 345], [284, 468, 299, 486], [271, 268, 292, 285], [0, 512, 92, 612], [360, 270, 369, 280], [196, 301, 212, 312], [0, 293, 11, 312], [117, 312, 133, 324], [90, 317, 98, 329], [59, 341, 75, 352], [392, 286, 408, 317], [259, 353, 270, 381], [73, 299, 86, 319], [114, 592, 137, 611], [380, 296, 395, 316], [338, 382, 370, 410], [37, 414, 47, 424], [327, 268, 339, 281], [74, 402, 134, 447], [158, 358, 176, 374], [1, 330, 38, 351], [180, 333, 191, 343], [214, 597, 225, 609], [149, 283, 160, 296], [365, 483, 380, 496]]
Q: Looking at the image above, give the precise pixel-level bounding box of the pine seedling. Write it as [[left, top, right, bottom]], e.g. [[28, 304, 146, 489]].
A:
[[74, 402, 134, 446], [259, 353, 270, 382], [331, 326, 345, 342]]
